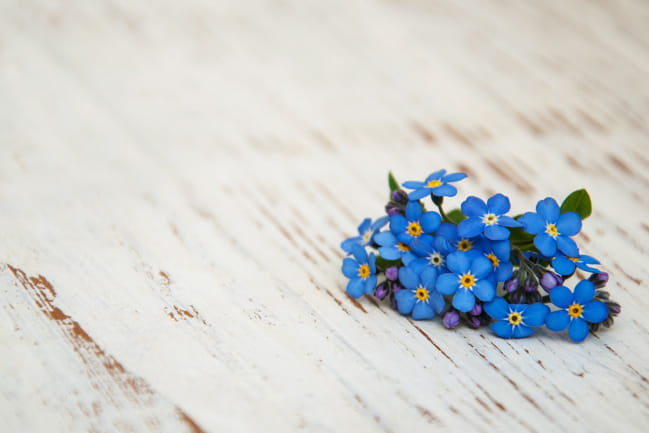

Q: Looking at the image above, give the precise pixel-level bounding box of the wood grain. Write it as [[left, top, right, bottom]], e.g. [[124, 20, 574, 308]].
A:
[[1, 1, 648, 432]]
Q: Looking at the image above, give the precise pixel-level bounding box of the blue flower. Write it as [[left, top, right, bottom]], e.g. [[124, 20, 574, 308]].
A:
[[474, 238, 513, 282], [395, 265, 444, 320], [340, 216, 389, 253], [457, 194, 522, 241], [545, 280, 608, 342], [435, 222, 480, 255], [485, 297, 549, 338], [552, 253, 600, 276], [408, 235, 453, 273], [373, 231, 417, 263], [341, 244, 377, 298], [402, 169, 467, 200], [436, 251, 495, 312], [389, 201, 441, 246], [519, 198, 582, 257]]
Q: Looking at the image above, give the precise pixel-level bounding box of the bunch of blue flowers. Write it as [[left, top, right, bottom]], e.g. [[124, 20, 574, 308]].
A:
[[340, 169, 621, 342]]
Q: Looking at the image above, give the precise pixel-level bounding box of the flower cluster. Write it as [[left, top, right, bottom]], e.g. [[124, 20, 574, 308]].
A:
[[340, 169, 621, 342]]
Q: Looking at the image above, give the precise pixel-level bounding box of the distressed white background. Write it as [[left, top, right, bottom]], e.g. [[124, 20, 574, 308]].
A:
[[1, 1, 648, 432]]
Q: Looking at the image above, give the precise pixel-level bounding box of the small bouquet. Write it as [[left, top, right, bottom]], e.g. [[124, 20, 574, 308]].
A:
[[340, 169, 620, 342]]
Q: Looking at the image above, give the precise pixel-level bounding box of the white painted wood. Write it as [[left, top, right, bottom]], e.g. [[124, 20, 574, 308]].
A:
[[1, 1, 648, 432]]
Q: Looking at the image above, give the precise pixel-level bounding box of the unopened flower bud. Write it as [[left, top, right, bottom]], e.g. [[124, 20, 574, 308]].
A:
[[504, 278, 519, 293], [588, 272, 609, 289], [540, 272, 563, 291], [469, 303, 482, 316], [374, 282, 389, 300], [443, 311, 460, 329], [385, 266, 399, 281]]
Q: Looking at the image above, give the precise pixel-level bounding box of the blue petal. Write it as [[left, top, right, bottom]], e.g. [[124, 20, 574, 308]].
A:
[[568, 318, 589, 342], [421, 211, 442, 233], [429, 291, 446, 313], [557, 212, 582, 236], [484, 297, 509, 320], [552, 256, 576, 276], [441, 172, 467, 182], [484, 225, 510, 241], [340, 237, 360, 253], [371, 216, 389, 231], [408, 188, 433, 200], [435, 222, 457, 240], [519, 212, 544, 234], [473, 279, 495, 302], [436, 273, 459, 295], [425, 169, 446, 181], [512, 325, 534, 339], [491, 320, 513, 338], [368, 253, 376, 273], [523, 303, 549, 327], [577, 262, 601, 273], [452, 289, 476, 312], [412, 302, 436, 320], [534, 233, 557, 257], [495, 262, 513, 282], [556, 236, 579, 258], [545, 310, 570, 331], [405, 201, 423, 221], [431, 184, 457, 197], [342, 258, 359, 278], [351, 244, 368, 263], [390, 215, 407, 234], [582, 301, 608, 323], [550, 286, 573, 308], [395, 290, 416, 315], [461, 196, 487, 217], [421, 267, 438, 289], [398, 267, 419, 290], [346, 278, 365, 298], [573, 280, 595, 304], [374, 231, 396, 247], [402, 181, 425, 189], [536, 197, 560, 222], [471, 256, 493, 279], [487, 193, 510, 215], [365, 275, 377, 294], [492, 240, 511, 260], [498, 215, 521, 227], [378, 246, 401, 261], [457, 217, 484, 238], [581, 255, 600, 264], [446, 251, 470, 274], [357, 218, 371, 235]]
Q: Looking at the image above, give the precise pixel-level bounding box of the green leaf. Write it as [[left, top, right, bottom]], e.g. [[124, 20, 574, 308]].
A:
[[388, 171, 400, 192], [509, 226, 534, 245], [560, 189, 592, 220], [376, 255, 401, 271], [446, 208, 467, 224]]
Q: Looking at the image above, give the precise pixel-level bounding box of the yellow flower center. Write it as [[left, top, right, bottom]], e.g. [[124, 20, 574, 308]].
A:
[[486, 253, 500, 268], [430, 253, 443, 266], [362, 230, 372, 244], [508, 312, 522, 325], [358, 264, 370, 279], [458, 239, 473, 252], [407, 221, 423, 237], [482, 213, 499, 226], [397, 242, 411, 252], [568, 256, 580, 263], [568, 303, 583, 318], [459, 273, 476, 289], [415, 287, 429, 301], [427, 179, 442, 188], [546, 223, 559, 238]]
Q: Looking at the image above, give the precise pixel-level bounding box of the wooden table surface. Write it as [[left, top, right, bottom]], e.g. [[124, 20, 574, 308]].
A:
[[2, 1, 649, 432]]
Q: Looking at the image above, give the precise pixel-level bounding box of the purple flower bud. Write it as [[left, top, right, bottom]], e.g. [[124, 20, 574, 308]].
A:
[[443, 311, 460, 329], [504, 278, 518, 293], [588, 272, 609, 289], [385, 266, 399, 281], [540, 272, 563, 291], [608, 303, 621, 315], [374, 282, 389, 300], [509, 291, 523, 304], [391, 189, 408, 204], [469, 303, 482, 316], [385, 205, 404, 217], [524, 279, 538, 292], [467, 315, 482, 329]]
